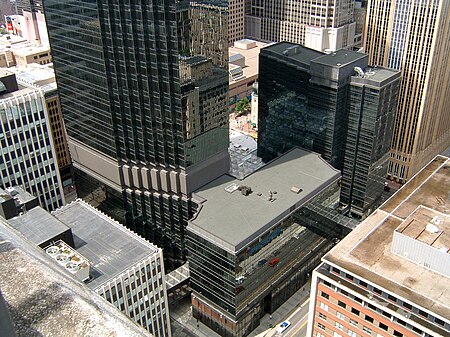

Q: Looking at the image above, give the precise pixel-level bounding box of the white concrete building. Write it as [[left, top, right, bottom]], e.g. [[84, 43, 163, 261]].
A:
[[0, 70, 64, 211]]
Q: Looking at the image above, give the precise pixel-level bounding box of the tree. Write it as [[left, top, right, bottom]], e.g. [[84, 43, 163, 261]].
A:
[[235, 97, 250, 116]]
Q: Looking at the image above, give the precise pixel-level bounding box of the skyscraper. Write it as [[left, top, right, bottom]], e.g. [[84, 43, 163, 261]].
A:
[[257, 43, 400, 217], [364, 0, 450, 182], [229, 0, 245, 45], [245, 0, 356, 52], [340, 68, 400, 217], [44, 1, 230, 265]]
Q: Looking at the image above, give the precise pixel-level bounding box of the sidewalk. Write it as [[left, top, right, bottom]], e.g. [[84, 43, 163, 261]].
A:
[[170, 280, 311, 337], [170, 297, 221, 337], [249, 280, 311, 337]]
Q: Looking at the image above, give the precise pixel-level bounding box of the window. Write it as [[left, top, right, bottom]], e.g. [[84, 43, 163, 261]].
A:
[[403, 302, 412, 310], [348, 330, 357, 337], [367, 303, 377, 311], [350, 319, 358, 327], [337, 312, 346, 320], [335, 322, 343, 331], [387, 294, 397, 302], [373, 287, 382, 295], [412, 327, 422, 334], [434, 317, 444, 326], [382, 311, 392, 319], [359, 280, 368, 288], [317, 333, 325, 337], [379, 322, 388, 331], [354, 296, 363, 303], [319, 313, 327, 320], [318, 322, 326, 330], [393, 330, 403, 337], [351, 308, 360, 316], [321, 292, 329, 300], [333, 332, 342, 337], [363, 326, 372, 334], [365, 315, 374, 323], [338, 300, 346, 308], [418, 309, 428, 318], [331, 267, 341, 274], [397, 319, 406, 326], [345, 273, 354, 281], [320, 302, 329, 311]]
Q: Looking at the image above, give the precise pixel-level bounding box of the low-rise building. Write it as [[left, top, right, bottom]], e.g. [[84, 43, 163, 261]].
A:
[[3, 188, 172, 337], [307, 155, 450, 337], [188, 148, 344, 337], [0, 216, 153, 337], [0, 32, 51, 66], [229, 39, 266, 114]]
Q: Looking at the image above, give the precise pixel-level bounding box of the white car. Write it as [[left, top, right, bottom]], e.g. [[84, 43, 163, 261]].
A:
[[276, 320, 291, 334]]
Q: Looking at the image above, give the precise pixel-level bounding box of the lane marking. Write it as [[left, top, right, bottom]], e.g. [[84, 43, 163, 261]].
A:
[[286, 312, 308, 335], [291, 319, 308, 336], [301, 298, 310, 308]]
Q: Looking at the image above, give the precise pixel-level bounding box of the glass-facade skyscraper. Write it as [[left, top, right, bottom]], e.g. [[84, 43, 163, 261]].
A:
[[44, 0, 230, 266], [257, 43, 400, 218]]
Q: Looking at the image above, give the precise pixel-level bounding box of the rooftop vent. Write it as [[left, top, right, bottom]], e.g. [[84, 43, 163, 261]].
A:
[[290, 186, 303, 194], [425, 223, 440, 233], [225, 183, 239, 193], [354, 66, 364, 77], [45, 240, 90, 282], [238, 185, 252, 196]]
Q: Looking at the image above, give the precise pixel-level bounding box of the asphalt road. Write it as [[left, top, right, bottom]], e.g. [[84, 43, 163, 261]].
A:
[[283, 297, 310, 337]]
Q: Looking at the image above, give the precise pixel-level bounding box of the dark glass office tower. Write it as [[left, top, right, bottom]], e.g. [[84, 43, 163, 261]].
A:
[[44, 0, 230, 266], [258, 43, 400, 218], [258, 44, 368, 170], [340, 69, 400, 217]]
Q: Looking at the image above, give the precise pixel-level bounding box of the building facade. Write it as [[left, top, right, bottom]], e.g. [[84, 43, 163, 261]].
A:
[[364, 0, 450, 182], [188, 148, 345, 337], [229, 0, 245, 45], [257, 43, 400, 217], [44, 0, 230, 266], [0, 71, 64, 211], [307, 155, 450, 337], [13, 0, 46, 45], [10, 64, 73, 191], [244, 0, 356, 52], [15, 0, 43, 14], [228, 39, 265, 114]]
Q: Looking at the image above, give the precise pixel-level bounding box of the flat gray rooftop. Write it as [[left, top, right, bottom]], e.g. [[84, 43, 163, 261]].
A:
[[324, 155, 450, 320], [8, 207, 70, 246], [0, 218, 151, 337], [261, 42, 323, 67], [0, 186, 36, 206], [53, 200, 159, 289], [313, 49, 367, 67], [189, 148, 340, 252]]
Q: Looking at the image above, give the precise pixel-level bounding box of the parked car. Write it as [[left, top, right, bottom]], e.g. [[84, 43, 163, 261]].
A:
[[258, 259, 267, 267], [236, 275, 246, 284], [269, 258, 280, 267], [276, 321, 291, 334], [235, 286, 244, 294]]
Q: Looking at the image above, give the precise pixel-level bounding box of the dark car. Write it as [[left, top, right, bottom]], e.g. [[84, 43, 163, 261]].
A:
[[258, 259, 267, 267]]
